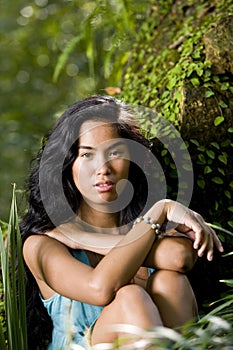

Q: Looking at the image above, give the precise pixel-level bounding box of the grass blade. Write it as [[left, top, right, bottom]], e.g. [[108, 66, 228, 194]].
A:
[[0, 184, 28, 350]]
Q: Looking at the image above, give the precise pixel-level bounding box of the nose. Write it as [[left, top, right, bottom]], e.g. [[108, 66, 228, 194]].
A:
[[96, 156, 111, 175]]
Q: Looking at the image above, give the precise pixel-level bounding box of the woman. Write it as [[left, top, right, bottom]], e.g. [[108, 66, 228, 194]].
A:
[[21, 96, 223, 349]]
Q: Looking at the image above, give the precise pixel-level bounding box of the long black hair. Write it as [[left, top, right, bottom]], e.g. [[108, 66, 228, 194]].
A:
[[20, 95, 152, 349]]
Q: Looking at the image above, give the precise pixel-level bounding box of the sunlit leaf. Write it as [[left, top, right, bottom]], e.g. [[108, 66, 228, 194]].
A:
[[214, 116, 224, 126]]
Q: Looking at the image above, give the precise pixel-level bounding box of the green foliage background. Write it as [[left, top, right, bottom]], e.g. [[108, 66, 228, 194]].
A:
[[0, 0, 151, 220], [0, 0, 233, 348], [121, 0, 233, 231], [120, 0, 233, 307]]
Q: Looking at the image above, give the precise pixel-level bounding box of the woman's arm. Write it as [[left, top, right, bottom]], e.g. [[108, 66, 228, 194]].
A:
[[24, 200, 223, 306], [46, 225, 197, 272], [24, 218, 157, 305], [24, 200, 166, 305], [45, 222, 123, 255], [46, 201, 223, 263]]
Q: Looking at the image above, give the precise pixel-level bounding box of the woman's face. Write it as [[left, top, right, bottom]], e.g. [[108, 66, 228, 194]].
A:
[[72, 120, 130, 210]]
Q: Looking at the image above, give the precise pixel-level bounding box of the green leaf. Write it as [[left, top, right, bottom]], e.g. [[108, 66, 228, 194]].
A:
[[53, 34, 84, 82], [167, 76, 177, 90], [221, 139, 231, 147], [173, 89, 182, 102], [219, 279, 233, 287], [204, 69, 211, 77], [161, 149, 167, 156], [208, 223, 233, 237], [228, 127, 233, 133], [210, 142, 220, 149], [228, 221, 233, 228], [179, 181, 188, 189], [214, 116, 224, 126], [219, 100, 228, 108], [190, 77, 200, 87], [190, 139, 200, 146], [212, 177, 224, 184], [197, 145, 205, 152], [170, 163, 176, 170], [196, 66, 203, 76], [204, 166, 212, 174], [222, 251, 233, 257], [206, 150, 215, 159], [197, 179, 205, 189], [205, 90, 214, 98], [0, 184, 28, 350], [217, 168, 225, 176], [224, 190, 231, 199], [197, 154, 206, 164], [182, 163, 192, 171], [149, 100, 156, 107], [220, 83, 229, 91], [218, 153, 228, 165], [227, 206, 233, 212]]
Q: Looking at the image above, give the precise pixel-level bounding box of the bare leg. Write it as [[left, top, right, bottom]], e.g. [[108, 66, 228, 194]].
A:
[[91, 284, 163, 345], [146, 270, 198, 328]]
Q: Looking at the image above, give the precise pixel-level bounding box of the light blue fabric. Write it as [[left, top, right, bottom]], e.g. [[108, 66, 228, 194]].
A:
[[41, 250, 104, 350]]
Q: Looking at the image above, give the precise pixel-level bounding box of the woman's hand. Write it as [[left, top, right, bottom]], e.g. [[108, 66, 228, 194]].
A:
[[161, 200, 224, 261]]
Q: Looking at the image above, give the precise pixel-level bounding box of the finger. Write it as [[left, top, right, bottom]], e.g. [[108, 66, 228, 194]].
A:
[[196, 224, 223, 261], [206, 224, 224, 253], [207, 249, 214, 261], [188, 214, 210, 253], [197, 233, 213, 261], [196, 234, 207, 257], [198, 224, 224, 260], [192, 225, 204, 250]]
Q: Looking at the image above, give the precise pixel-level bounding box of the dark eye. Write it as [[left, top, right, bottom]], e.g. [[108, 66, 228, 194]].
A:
[[109, 150, 123, 158], [80, 152, 93, 159]]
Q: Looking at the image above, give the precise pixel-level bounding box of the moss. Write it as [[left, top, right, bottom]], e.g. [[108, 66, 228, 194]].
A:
[[121, 0, 233, 227], [121, 0, 233, 306]]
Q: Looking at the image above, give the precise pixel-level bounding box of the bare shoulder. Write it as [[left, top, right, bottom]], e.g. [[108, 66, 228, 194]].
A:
[[23, 234, 68, 257], [23, 234, 70, 277], [23, 234, 95, 302]]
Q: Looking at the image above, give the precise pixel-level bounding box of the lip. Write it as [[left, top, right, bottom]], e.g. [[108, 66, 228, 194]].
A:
[[95, 181, 114, 192]]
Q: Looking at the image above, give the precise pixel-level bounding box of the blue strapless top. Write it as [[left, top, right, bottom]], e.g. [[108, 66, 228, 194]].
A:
[[41, 250, 104, 350]]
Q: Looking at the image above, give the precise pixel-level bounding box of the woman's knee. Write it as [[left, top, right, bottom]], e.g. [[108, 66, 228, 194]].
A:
[[147, 270, 197, 315], [117, 284, 162, 323], [92, 284, 162, 344], [114, 284, 151, 311], [147, 270, 189, 295], [146, 270, 198, 327]]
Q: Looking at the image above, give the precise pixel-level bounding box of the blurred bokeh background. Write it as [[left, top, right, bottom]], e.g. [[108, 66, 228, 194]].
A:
[[0, 0, 150, 220]]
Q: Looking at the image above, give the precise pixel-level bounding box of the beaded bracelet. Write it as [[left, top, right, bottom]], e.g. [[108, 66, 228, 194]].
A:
[[133, 216, 161, 236]]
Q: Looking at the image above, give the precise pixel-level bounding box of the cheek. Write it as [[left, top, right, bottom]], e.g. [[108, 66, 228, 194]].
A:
[[72, 160, 91, 191], [72, 162, 79, 189], [115, 160, 131, 194], [115, 160, 130, 179], [123, 160, 130, 178]]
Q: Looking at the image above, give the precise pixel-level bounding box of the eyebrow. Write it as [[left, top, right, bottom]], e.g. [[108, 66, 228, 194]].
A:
[[78, 141, 127, 150]]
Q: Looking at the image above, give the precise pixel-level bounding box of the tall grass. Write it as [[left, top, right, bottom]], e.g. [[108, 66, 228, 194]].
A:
[[0, 184, 27, 350]]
